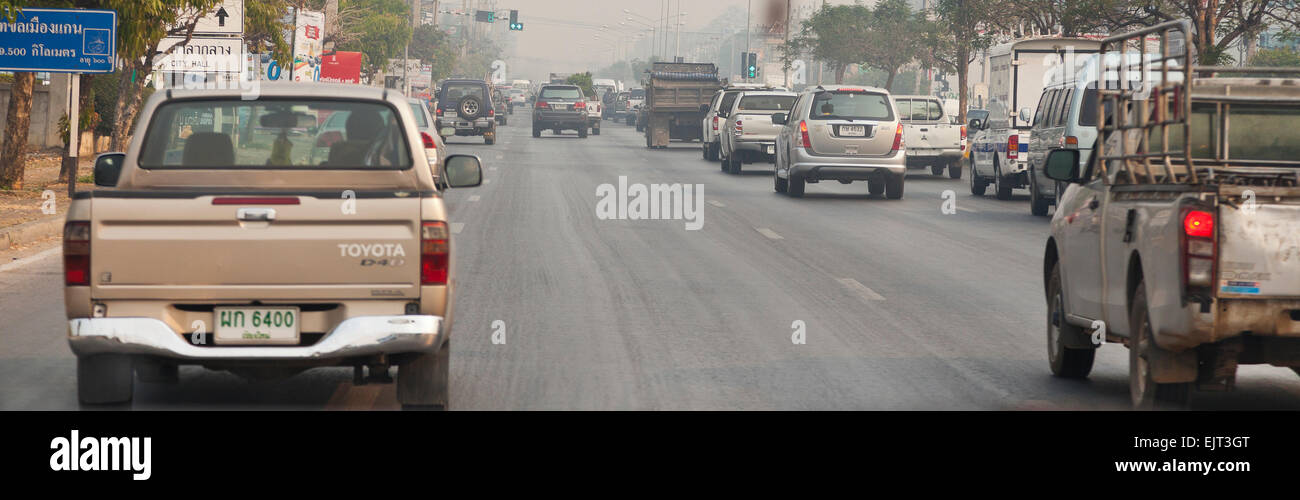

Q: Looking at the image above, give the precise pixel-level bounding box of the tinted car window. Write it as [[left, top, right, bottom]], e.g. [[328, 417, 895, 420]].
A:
[[1033, 90, 1053, 127], [1054, 90, 1073, 127], [630, 89, 645, 99], [540, 87, 582, 99], [408, 102, 429, 128], [809, 91, 894, 121], [719, 91, 742, 114], [897, 99, 941, 120], [442, 83, 485, 102], [737, 95, 796, 111]]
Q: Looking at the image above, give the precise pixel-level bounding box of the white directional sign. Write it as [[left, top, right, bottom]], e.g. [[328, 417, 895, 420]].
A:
[[190, 0, 243, 35], [155, 36, 244, 73]]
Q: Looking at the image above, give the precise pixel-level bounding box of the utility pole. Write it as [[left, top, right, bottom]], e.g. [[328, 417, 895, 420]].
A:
[[783, 0, 791, 87], [674, 0, 681, 62], [745, 0, 751, 82]]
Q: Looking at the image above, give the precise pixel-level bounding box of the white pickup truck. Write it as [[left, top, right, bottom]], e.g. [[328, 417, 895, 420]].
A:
[[894, 95, 964, 178], [1042, 21, 1300, 409], [719, 91, 797, 174]]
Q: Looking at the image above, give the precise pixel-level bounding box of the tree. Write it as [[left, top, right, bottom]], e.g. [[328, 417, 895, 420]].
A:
[[1249, 47, 1300, 68], [566, 72, 595, 97], [1103, 0, 1300, 66], [102, 0, 223, 150], [922, 0, 1006, 124], [332, 0, 412, 81], [863, 0, 925, 92], [0, 72, 34, 189], [410, 24, 457, 83], [245, 0, 292, 68], [790, 4, 872, 84], [1014, 0, 1123, 36]]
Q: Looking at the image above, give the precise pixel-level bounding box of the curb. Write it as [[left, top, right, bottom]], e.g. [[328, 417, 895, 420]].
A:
[[0, 215, 64, 249]]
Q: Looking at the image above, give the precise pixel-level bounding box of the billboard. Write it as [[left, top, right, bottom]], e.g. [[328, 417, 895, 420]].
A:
[[320, 51, 362, 84], [292, 9, 324, 82]]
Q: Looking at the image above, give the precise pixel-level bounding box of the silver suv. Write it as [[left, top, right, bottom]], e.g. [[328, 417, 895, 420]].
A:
[[772, 85, 906, 198]]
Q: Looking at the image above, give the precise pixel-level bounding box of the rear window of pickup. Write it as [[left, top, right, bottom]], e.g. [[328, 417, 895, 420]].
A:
[[139, 99, 413, 170]]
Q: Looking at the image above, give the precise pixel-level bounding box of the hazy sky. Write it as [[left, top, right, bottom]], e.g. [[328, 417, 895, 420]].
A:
[[464, 0, 839, 79]]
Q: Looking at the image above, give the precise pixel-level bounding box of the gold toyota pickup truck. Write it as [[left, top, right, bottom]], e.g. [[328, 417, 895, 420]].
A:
[[65, 84, 482, 408]]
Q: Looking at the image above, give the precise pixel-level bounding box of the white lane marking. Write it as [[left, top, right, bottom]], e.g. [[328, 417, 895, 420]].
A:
[[451, 222, 465, 234], [496, 154, 504, 160], [467, 195, 481, 202], [488, 166, 499, 171], [0, 246, 61, 274], [838, 278, 886, 302], [707, 200, 725, 208], [957, 207, 978, 214], [484, 178, 492, 184], [755, 227, 783, 240]]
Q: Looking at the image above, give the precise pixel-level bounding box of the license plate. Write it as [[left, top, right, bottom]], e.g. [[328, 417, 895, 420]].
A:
[[214, 307, 300, 345], [765, 145, 775, 154], [440, 127, 456, 136], [840, 125, 866, 137]]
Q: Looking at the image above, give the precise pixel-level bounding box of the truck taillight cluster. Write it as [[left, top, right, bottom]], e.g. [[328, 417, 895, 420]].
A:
[[735, 119, 743, 136], [64, 222, 90, 286], [799, 120, 812, 149], [420, 132, 437, 150], [890, 123, 904, 153], [1007, 135, 1019, 160], [712, 116, 719, 131], [421, 222, 449, 286], [573, 101, 586, 110], [960, 125, 967, 152], [536, 101, 549, 109], [1183, 209, 1215, 290]]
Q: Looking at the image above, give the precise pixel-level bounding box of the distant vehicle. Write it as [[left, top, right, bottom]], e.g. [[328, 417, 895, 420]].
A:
[[508, 89, 527, 108], [962, 109, 988, 171], [772, 85, 906, 199], [492, 88, 510, 126], [612, 91, 631, 121], [719, 90, 797, 174], [532, 84, 590, 138], [549, 72, 572, 84], [702, 83, 781, 162], [586, 93, 603, 135], [435, 78, 498, 145], [642, 62, 721, 148], [969, 37, 1101, 199], [408, 98, 449, 188], [69, 83, 484, 407], [626, 88, 646, 127], [1043, 21, 1300, 409], [894, 95, 964, 178]]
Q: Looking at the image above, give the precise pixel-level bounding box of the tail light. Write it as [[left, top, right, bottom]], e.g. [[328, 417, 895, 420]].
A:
[[537, 101, 550, 109], [64, 222, 90, 286], [960, 125, 967, 152], [573, 101, 586, 110], [890, 123, 904, 152], [435, 108, 443, 116], [735, 119, 743, 136], [1182, 208, 1215, 289], [420, 132, 437, 150], [488, 108, 495, 117], [799, 120, 812, 149], [420, 222, 449, 286], [712, 116, 719, 131], [1007, 135, 1019, 159], [1065, 136, 1079, 147]]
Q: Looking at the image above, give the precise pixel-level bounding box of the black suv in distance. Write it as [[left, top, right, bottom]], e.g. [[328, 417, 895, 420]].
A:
[[532, 84, 589, 138], [436, 78, 497, 145]]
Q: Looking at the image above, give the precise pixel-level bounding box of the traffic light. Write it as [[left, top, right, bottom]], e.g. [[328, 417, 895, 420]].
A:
[[509, 10, 523, 30], [746, 52, 757, 79], [475, 10, 494, 23]]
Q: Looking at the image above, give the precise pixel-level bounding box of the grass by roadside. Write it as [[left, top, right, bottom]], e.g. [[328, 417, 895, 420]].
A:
[[0, 150, 97, 231]]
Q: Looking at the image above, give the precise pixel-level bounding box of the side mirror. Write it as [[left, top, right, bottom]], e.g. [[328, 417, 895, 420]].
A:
[[1018, 107, 1033, 123], [444, 154, 483, 188], [968, 119, 981, 130], [699, 104, 710, 113], [771, 112, 787, 125], [93, 152, 126, 187], [1043, 149, 1082, 183]]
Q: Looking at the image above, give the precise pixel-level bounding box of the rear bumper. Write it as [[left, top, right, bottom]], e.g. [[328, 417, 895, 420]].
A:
[[789, 149, 906, 180], [1155, 299, 1300, 352], [68, 315, 443, 361], [534, 112, 587, 128], [437, 118, 494, 134]]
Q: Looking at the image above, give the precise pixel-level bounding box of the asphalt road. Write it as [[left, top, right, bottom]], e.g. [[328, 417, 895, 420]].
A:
[[5, 112, 1300, 410]]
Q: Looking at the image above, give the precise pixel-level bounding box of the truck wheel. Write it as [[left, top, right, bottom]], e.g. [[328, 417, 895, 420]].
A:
[[593, 126, 600, 136], [1047, 263, 1096, 378], [398, 340, 450, 410], [579, 127, 588, 138], [931, 164, 944, 176], [532, 125, 541, 138], [727, 153, 742, 174], [994, 162, 1013, 200], [970, 163, 988, 196], [707, 142, 720, 162], [1129, 282, 1191, 410], [485, 134, 495, 145], [948, 162, 962, 179], [1030, 181, 1050, 216], [77, 354, 133, 405], [774, 171, 788, 193], [787, 171, 805, 197], [885, 173, 905, 200], [868, 179, 885, 196]]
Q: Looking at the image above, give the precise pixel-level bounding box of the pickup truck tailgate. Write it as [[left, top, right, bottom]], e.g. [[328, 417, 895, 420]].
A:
[[903, 122, 961, 151], [735, 113, 782, 141], [1219, 194, 1300, 298], [88, 195, 421, 300]]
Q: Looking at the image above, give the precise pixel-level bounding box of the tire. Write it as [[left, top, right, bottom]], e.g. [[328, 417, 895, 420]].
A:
[[646, 132, 653, 148], [532, 125, 541, 138], [1030, 180, 1050, 216], [787, 171, 805, 197], [994, 161, 1014, 200], [397, 340, 450, 410], [727, 153, 742, 174], [1047, 263, 1096, 378], [457, 95, 483, 121], [931, 164, 944, 176], [579, 127, 588, 138], [501, 117, 508, 126], [868, 179, 885, 196], [485, 134, 495, 145], [706, 142, 720, 162], [948, 162, 962, 179], [884, 173, 904, 200], [1129, 282, 1192, 410], [970, 161, 988, 196], [774, 170, 788, 193], [593, 126, 600, 136], [77, 354, 133, 405]]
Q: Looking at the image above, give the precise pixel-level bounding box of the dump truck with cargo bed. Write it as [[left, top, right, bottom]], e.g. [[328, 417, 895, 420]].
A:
[[642, 62, 722, 148]]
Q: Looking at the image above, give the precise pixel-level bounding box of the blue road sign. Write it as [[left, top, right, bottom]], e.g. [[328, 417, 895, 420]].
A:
[[0, 8, 117, 73]]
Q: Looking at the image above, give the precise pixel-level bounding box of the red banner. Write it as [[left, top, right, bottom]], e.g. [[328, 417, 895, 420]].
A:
[[319, 51, 362, 84]]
